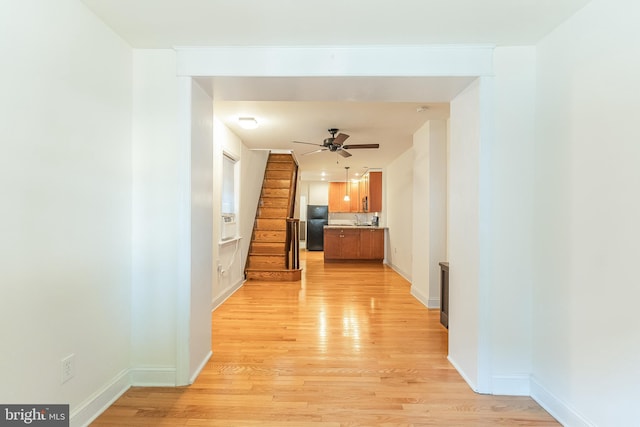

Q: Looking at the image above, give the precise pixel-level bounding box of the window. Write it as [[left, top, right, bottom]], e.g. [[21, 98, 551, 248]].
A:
[[222, 153, 237, 215]]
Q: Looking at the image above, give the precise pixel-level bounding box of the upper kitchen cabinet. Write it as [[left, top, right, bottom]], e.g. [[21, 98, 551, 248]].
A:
[[328, 171, 382, 213], [328, 182, 357, 212], [367, 171, 382, 213]]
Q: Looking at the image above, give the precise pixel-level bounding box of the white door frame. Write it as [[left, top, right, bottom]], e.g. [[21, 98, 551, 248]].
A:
[[174, 45, 494, 392]]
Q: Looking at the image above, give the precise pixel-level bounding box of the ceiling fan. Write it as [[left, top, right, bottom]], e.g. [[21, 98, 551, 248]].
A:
[[293, 128, 380, 158]]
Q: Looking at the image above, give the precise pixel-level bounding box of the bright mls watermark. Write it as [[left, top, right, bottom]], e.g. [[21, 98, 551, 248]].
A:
[[0, 405, 68, 426]]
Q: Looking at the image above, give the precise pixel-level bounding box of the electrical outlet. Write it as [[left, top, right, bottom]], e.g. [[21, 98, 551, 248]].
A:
[[61, 354, 75, 384]]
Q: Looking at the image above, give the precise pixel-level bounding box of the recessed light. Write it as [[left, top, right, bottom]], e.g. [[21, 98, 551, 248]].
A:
[[238, 117, 258, 129]]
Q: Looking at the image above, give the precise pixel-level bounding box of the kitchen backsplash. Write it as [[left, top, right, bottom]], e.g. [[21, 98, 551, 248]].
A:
[[329, 212, 378, 225]]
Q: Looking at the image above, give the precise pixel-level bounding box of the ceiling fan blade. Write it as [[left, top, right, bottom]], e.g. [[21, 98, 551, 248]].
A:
[[293, 140, 323, 147], [338, 149, 352, 158], [341, 144, 380, 150], [302, 148, 328, 156], [333, 133, 350, 146]]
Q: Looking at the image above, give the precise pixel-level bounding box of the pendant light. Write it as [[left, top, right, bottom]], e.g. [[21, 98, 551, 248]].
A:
[[343, 166, 350, 202]]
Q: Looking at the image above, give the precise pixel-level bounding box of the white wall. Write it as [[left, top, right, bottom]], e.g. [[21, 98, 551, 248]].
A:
[[212, 119, 242, 304], [131, 50, 181, 386], [532, 0, 640, 425], [239, 147, 269, 273], [411, 120, 448, 309], [308, 181, 329, 205], [0, 0, 132, 424], [188, 80, 214, 380], [489, 47, 537, 395], [211, 124, 267, 310], [448, 79, 482, 391], [428, 121, 448, 309], [385, 149, 414, 279], [411, 124, 430, 295]]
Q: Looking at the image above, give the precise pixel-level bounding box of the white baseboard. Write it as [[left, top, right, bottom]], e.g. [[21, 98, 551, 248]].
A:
[[409, 286, 441, 310], [447, 355, 480, 393], [190, 350, 212, 384], [73, 366, 183, 426], [71, 369, 130, 427], [530, 376, 594, 427], [410, 286, 429, 308], [211, 278, 244, 311], [129, 366, 177, 386], [386, 262, 411, 282], [492, 374, 530, 396]]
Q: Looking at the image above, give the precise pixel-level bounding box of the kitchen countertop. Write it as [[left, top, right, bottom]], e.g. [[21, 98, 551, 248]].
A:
[[324, 225, 387, 229]]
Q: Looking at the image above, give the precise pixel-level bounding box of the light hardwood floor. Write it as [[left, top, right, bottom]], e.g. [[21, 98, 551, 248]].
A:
[[92, 251, 558, 426]]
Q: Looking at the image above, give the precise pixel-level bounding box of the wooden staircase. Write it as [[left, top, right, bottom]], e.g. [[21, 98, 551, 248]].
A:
[[245, 153, 302, 281]]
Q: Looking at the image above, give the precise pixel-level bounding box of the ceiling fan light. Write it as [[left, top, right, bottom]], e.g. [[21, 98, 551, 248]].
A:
[[238, 117, 258, 129]]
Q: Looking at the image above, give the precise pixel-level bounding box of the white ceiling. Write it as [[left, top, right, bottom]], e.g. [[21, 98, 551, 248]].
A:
[[206, 76, 472, 181], [81, 0, 590, 181], [215, 99, 451, 181]]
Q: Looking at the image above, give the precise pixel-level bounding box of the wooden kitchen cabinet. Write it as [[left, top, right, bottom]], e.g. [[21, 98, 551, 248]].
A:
[[324, 227, 385, 262], [341, 229, 360, 258], [324, 228, 360, 260], [367, 171, 382, 213], [349, 184, 360, 212], [328, 182, 360, 213], [359, 228, 384, 260], [323, 228, 343, 259], [328, 182, 347, 212], [328, 171, 381, 213]]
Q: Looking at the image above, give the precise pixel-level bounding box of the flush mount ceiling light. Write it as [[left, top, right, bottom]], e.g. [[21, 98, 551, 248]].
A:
[[238, 117, 258, 129]]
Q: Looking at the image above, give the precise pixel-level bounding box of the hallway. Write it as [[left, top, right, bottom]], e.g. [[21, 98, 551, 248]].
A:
[[93, 251, 557, 426]]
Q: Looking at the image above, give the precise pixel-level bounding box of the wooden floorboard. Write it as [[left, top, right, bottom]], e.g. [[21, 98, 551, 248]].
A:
[[92, 251, 558, 426]]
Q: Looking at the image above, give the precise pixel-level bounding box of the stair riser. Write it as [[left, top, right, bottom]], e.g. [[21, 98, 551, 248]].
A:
[[260, 197, 289, 208], [250, 245, 285, 255], [268, 154, 295, 162], [265, 170, 294, 180], [253, 230, 286, 242], [259, 207, 288, 218], [256, 219, 286, 231], [266, 162, 295, 171], [262, 188, 290, 198], [246, 270, 302, 281], [248, 257, 286, 269], [263, 179, 291, 189]]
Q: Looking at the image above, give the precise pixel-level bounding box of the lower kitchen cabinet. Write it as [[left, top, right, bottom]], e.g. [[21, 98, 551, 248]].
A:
[[324, 227, 385, 262], [359, 228, 384, 260], [324, 228, 359, 260]]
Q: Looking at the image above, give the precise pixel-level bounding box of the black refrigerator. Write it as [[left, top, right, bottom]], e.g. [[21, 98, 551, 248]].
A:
[[307, 205, 328, 251]]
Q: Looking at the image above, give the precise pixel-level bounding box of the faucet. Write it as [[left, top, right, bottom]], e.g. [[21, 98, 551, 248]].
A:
[[353, 214, 359, 226]]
